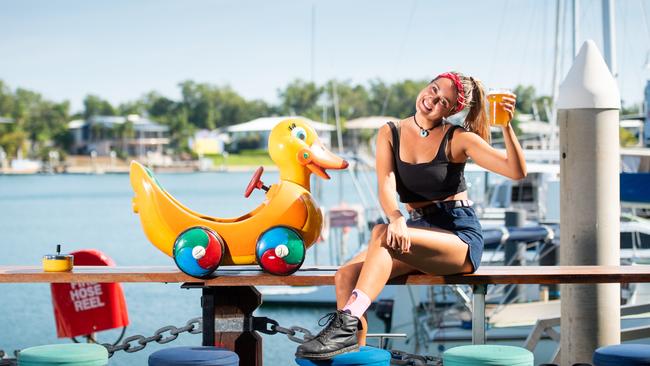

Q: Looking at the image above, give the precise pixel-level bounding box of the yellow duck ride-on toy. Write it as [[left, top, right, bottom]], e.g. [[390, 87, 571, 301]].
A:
[[130, 119, 348, 278]]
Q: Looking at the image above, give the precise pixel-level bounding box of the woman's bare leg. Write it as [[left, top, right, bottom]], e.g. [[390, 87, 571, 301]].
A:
[[355, 224, 473, 301], [335, 251, 368, 343], [335, 226, 419, 345]]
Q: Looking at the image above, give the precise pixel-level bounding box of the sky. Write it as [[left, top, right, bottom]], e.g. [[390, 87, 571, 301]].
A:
[[1, 0, 649, 114]]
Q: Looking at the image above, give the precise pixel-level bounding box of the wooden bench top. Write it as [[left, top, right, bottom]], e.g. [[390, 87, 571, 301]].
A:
[[2, 265, 650, 286]]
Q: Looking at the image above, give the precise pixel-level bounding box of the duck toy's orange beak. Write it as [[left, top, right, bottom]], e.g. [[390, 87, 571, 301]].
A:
[[298, 140, 349, 179]]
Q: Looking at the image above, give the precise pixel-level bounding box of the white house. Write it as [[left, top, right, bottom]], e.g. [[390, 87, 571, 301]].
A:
[[226, 116, 335, 150], [68, 114, 169, 156]]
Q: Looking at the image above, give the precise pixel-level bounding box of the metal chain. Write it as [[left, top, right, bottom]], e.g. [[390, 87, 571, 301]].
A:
[[3, 315, 320, 360], [389, 350, 441, 366], [250, 316, 315, 344], [0, 349, 17, 366], [102, 317, 201, 357], [272, 325, 316, 344]]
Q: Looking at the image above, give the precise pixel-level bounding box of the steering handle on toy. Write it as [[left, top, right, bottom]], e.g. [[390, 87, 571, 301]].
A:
[[245, 166, 269, 198]]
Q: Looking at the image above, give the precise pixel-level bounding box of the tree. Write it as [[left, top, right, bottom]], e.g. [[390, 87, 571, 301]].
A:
[[118, 100, 147, 116], [327, 80, 371, 121], [0, 129, 27, 158], [83, 95, 115, 119], [379, 79, 429, 118], [512, 85, 536, 115], [178, 80, 220, 130], [0, 81, 73, 159], [0, 80, 14, 117], [278, 79, 323, 120], [621, 102, 642, 116]]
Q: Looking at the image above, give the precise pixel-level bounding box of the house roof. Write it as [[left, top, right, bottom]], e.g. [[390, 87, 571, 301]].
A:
[[67, 115, 169, 132], [345, 116, 398, 130], [620, 119, 644, 128], [226, 116, 335, 132], [518, 120, 554, 135]]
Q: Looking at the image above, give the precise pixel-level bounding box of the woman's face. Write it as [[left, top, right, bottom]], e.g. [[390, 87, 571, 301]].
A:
[[415, 77, 459, 120]]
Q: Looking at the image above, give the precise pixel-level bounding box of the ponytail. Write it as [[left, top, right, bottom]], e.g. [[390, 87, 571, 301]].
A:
[[447, 72, 490, 142]]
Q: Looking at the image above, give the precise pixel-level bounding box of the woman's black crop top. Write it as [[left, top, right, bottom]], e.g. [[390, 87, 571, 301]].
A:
[[388, 121, 467, 203]]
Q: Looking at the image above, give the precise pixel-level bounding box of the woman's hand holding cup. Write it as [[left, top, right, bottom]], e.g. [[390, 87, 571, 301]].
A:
[[487, 89, 517, 127]]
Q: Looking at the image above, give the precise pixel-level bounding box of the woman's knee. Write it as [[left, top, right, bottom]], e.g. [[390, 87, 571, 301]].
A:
[[334, 264, 360, 287], [371, 223, 388, 240], [370, 224, 390, 248]]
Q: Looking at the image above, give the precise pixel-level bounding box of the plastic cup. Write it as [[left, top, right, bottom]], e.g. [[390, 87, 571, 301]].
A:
[[487, 89, 516, 126]]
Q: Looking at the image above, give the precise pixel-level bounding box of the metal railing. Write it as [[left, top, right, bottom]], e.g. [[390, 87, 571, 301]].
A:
[[523, 302, 650, 364]]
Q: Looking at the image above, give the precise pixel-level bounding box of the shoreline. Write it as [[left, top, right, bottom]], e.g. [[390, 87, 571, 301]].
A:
[[0, 155, 283, 175], [0, 165, 280, 175]]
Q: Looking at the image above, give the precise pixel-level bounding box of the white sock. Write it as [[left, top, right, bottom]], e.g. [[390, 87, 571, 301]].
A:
[[342, 289, 371, 318]]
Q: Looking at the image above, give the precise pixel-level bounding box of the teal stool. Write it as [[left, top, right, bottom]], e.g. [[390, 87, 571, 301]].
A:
[[18, 344, 108, 366], [443, 345, 534, 366], [295, 346, 391, 365]]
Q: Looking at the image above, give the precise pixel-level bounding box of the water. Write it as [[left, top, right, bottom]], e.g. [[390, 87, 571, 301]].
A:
[[0, 171, 378, 365]]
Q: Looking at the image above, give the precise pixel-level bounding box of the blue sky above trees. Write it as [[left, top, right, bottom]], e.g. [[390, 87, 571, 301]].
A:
[[1, 0, 648, 113]]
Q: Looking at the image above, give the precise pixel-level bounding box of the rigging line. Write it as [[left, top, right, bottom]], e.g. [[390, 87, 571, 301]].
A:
[[620, 0, 632, 100], [516, 1, 540, 84], [580, 0, 591, 23], [559, 0, 569, 82], [640, 0, 650, 44], [579, 0, 594, 44], [488, 0, 511, 82], [380, 0, 418, 116], [541, 1, 549, 94]]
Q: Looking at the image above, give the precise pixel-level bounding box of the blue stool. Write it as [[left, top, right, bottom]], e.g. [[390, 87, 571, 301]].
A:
[[593, 344, 650, 366], [18, 343, 108, 366], [148, 346, 239, 366], [442, 344, 534, 366], [295, 346, 391, 366]]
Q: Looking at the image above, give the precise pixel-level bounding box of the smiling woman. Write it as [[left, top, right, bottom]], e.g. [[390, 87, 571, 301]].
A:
[[295, 71, 528, 361]]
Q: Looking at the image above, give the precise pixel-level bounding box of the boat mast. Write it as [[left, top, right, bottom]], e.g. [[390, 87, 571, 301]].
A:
[[573, 0, 580, 57], [602, 0, 618, 77], [310, 4, 315, 83], [550, 0, 564, 150]]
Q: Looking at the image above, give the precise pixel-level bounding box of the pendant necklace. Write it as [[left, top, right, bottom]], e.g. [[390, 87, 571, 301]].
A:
[[413, 115, 439, 138]]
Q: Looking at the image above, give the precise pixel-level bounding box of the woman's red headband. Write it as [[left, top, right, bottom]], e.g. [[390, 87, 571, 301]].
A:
[[436, 72, 466, 114]]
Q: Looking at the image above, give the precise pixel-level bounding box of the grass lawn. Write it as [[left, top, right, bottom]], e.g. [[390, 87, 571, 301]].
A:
[[207, 150, 274, 166]]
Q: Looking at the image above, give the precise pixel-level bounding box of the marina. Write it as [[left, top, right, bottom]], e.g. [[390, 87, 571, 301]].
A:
[[2, 1, 650, 365]]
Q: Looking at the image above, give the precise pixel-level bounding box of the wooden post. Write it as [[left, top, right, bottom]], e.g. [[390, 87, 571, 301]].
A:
[[215, 286, 262, 366], [558, 39, 621, 365], [193, 285, 263, 366]]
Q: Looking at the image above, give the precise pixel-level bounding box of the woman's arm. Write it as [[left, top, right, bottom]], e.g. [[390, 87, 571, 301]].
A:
[[460, 97, 527, 180], [376, 125, 402, 222], [376, 124, 411, 253]]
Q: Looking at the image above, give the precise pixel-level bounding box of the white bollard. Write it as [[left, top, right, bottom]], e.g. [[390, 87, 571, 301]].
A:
[[558, 40, 621, 365]]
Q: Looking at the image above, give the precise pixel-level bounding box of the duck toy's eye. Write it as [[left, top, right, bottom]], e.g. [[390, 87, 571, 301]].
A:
[[291, 126, 307, 141]]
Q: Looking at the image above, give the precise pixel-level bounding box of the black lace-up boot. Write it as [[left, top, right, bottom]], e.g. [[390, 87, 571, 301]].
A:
[[295, 310, 362, 360]]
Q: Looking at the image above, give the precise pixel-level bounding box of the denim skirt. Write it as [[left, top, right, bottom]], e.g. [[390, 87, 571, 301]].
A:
[[405, 204, 483, 272]]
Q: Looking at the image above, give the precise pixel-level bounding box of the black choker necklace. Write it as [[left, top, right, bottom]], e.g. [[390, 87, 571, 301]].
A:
[[413, 115, 440, 137]]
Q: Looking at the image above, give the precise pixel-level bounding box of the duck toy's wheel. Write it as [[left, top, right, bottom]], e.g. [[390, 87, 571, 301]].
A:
[[255, 226, 305, 276], [173, 226, 225, 278]]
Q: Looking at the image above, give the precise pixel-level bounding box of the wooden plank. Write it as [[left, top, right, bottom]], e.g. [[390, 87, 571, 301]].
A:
[[2, 265, 650, 285]]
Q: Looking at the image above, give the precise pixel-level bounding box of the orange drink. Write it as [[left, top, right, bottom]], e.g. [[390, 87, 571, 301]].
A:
[[487, 89, 516, 126]]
